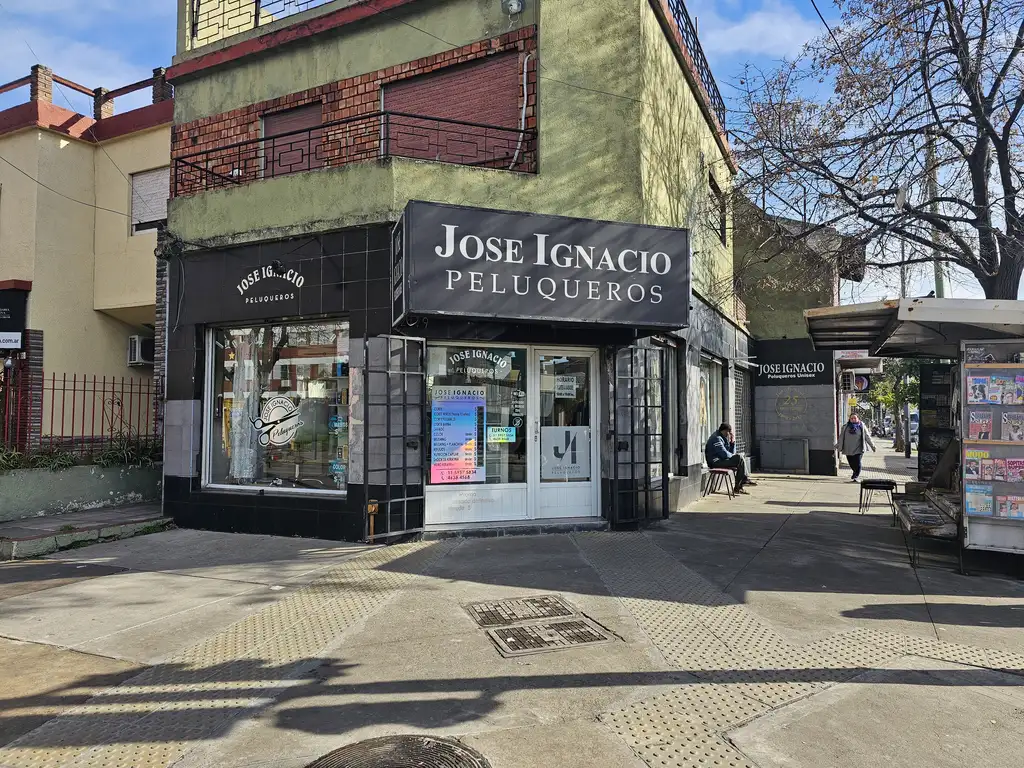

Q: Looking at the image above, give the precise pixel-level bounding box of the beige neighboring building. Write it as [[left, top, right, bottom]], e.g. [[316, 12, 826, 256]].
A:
[[0, 64, 173, 379]]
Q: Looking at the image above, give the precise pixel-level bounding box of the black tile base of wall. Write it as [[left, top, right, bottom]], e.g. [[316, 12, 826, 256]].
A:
[[809, 450, 838, 476], [163, 475, 366, 542]]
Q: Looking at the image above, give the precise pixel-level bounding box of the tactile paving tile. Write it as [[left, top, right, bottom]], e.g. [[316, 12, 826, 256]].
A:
[[633, 729, 758, 768], [0, 541, 454, 768]]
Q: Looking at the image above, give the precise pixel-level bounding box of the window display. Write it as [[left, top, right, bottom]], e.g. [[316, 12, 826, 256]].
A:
[[961, 341, 1024, 521], [208, 321, 350, 492], [426, 345, 527, 485]]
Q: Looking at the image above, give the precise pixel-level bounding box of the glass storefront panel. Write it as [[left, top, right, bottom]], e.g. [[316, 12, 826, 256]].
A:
[[539, 354, 592, 483], [426, 345, 528, 485], [699, 357, 723, 441], [208, 321, 350, 492]]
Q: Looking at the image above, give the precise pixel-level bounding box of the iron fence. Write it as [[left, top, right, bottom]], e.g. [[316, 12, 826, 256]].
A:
[[0, 374, 157, 458], [174, 110, 536, 196], [667, 0, 726, 129]]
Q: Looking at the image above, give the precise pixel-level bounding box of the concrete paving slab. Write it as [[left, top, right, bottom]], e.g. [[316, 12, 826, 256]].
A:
[[48, 529, 375, 586], [461, 720, 646, 768], [0, 559, 126, 601], [0, 570, 278, 663], [730, 657, 1024, 768], [0, 637, 140, 748]]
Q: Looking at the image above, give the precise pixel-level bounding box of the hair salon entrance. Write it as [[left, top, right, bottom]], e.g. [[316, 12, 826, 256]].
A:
[[424, 344, 600, 529]]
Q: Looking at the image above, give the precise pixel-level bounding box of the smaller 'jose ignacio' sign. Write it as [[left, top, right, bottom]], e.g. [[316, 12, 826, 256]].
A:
[[395, 201, 691, 329], [755, 339, 834, 387]]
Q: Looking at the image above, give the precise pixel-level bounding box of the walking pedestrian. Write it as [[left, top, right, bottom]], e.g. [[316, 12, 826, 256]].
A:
[[837, 413, 875, 481]]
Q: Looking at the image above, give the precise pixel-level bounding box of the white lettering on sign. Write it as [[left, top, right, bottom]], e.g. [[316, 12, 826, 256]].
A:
[[433, 224, 672, 307], [760, 362, 828, 381], [235, 265, 305, 303]]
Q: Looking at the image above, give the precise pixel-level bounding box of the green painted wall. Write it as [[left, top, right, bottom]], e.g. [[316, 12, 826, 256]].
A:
[[174, 0, 537, 123], [170, 0, 732, 289]]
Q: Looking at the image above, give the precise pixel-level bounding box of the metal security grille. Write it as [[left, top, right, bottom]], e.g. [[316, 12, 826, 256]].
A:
[[735, 368, 753, 456], [363, 335, 426, 541], [610, 346, 670, 525]]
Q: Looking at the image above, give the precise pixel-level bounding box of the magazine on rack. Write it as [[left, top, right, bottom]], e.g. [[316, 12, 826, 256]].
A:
[[981, 458, 1006, 481], [968, 409, 993, 440], [988, 378, 1004, 404], [965, 450, 988, 479], [1006, 458, 1024, 482], [995, 496, 1024, 518], [994, 376, 1017, 404], [967, 376, 990, 404], [965, 484, 994, 517], [1001, 412, 1024, 442]]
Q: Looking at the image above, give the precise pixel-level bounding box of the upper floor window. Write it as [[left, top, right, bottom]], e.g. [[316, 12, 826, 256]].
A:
[[131, 167, 169, 233], [708, 172, 727, 246], [263, 104, 324, 178]]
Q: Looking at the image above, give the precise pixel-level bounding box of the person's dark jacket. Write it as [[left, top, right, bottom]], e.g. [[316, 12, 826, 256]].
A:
[[705, 432, 735, 465]]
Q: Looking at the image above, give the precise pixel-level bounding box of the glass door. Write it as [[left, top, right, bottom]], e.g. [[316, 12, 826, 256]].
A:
[[533, 349, 600, 519]]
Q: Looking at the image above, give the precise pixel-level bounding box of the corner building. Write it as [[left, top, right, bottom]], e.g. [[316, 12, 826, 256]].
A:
[[161, 0, 750, 541]]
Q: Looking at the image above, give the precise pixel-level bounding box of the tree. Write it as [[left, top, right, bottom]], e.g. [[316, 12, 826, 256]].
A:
[[866, 358, 921, 451], [735, 0, 1024, 298]]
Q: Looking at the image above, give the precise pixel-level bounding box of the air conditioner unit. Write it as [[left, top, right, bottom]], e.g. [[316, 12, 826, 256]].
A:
[[127, 335, 155, 367], [840, 371, 854, 392]]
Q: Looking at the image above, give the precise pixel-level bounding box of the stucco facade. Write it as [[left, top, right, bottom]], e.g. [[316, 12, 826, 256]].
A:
[[0, 69, 171, 379], [160, 0, 747, 541]]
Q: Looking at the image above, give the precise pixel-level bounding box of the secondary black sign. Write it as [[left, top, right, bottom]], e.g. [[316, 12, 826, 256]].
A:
[[397, 201, 690, 329], [0, 289, 28, 350], [755, 339, 834, 386]]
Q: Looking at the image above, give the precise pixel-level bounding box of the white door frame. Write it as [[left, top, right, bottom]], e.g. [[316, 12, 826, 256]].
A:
[[529, 346, 601, 520]]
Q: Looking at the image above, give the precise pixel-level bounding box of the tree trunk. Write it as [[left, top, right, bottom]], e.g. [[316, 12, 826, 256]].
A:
[[981, 248, 1024, 299], [893, 413, 906, 453]]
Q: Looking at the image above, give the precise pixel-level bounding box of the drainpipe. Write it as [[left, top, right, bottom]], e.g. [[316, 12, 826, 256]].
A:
[[509, 53, 534, 170]]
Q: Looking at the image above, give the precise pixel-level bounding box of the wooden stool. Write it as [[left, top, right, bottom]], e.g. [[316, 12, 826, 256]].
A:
[[704, 468, 736, 498], [860, 479, 898, 524]]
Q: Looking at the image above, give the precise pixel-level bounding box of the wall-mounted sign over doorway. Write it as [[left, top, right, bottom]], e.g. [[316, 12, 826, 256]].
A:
[[395, 201, 691, 329]]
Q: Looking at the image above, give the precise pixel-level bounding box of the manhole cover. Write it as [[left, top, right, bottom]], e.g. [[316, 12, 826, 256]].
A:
[[487, 618, 613, 656], [465, 595, 575, 627], [306, 735, 490, 768]]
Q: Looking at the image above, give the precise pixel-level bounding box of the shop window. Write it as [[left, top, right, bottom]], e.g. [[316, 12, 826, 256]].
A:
[[699, 356, 724, 441], [130, 166, 169, 233], [263, 103, 323, 178], [426, 345, 528, 485], [206, 321, 350, 493]]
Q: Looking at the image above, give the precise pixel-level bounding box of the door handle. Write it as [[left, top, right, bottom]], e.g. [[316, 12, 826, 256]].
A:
[[534, 419, 540, 443]]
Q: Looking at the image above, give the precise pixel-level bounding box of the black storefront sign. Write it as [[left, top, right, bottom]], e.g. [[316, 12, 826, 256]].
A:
[[0, 289, 28, 350], [396, 201, 691, 329], [755, 339, 834, 386], [392, 219, 405, 326]]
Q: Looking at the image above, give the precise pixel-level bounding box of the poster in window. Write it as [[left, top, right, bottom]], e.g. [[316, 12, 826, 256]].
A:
[[430, 386, 486, 483], [540, 426, 591, 481]]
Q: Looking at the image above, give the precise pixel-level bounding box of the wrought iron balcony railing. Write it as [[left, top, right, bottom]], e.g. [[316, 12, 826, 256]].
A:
[[667, 0, 726, 129], [173, 111, 537, 196], [190, 0, 335, 48]]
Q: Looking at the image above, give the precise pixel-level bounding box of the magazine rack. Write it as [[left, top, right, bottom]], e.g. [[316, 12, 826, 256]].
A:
[[961, 339, 1024, 556]]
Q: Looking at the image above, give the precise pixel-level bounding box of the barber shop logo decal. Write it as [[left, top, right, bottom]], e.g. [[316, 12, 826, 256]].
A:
[[251, 397, 303, 446]]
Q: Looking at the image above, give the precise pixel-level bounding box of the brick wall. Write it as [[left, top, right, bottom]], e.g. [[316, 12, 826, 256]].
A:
[[14, 330, 43, 453], [172, 26, 537, 196]]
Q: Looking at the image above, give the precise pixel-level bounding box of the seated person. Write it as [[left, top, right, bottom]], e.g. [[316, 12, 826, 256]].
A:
[[704, 423, 756, 493]]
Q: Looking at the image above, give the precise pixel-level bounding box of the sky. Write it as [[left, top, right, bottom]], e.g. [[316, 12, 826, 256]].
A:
[[0, 0, 993, 301]]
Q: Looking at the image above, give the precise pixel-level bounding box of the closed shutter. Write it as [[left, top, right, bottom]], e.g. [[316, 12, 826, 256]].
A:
[[263, 103, 323, 178], [131, 167, 169, 232], [384, 53, 522, 168], [735, 369, 753, 456]]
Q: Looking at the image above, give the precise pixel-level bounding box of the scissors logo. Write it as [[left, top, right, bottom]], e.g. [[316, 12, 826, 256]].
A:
[[251, 397, 303, 447]]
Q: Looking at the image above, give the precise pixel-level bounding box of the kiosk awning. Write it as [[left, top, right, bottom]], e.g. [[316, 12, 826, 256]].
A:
[[805, 298, 1024, 358]]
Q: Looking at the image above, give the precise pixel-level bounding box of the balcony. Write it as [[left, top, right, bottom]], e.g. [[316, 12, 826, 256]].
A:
[[173, 111, 537, 197], [666, 0, 725, 129]]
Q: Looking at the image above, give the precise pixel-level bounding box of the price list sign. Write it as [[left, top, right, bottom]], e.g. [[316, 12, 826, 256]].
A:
[[430, 386, 486, 483]]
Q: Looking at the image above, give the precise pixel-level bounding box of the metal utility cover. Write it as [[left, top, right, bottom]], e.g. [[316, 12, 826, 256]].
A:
[[487, 618, 614, 657], [305, 735, 491, 768], [465, 595, 576, 628]]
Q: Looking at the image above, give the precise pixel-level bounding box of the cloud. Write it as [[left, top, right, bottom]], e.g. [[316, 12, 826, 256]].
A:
[[689, 0, 823, 60]]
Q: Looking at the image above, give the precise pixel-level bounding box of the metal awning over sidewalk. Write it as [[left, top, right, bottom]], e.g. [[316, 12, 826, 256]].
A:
[[805, 298, 1024, 358]]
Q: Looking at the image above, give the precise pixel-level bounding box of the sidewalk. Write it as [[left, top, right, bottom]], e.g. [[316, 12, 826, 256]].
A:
[[0, 472, 1022, 768], [0, 504, 167, 560]]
